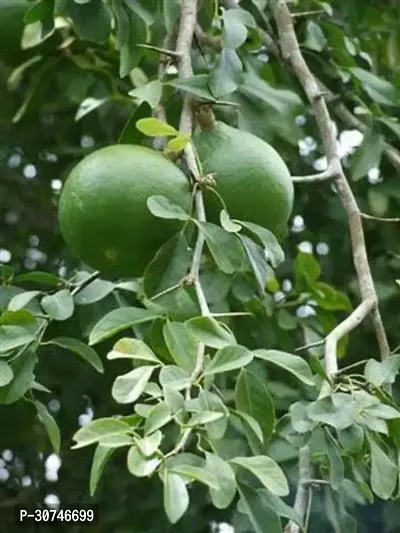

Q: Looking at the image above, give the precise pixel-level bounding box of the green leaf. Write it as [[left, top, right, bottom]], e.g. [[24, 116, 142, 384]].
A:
[[290, 402, 316, 434], [238, 221, 284, 268], [127, 445, 160, 477], [163, 0, 182, 33], [0, 350, 36, 405], [220, 209, 242, 233], [233, 410, 264, 451], [129, 79, 163, 109], [379, 117, 400, 140], [351, 128, 383, 181], [136, 118, 178, 137], [89, 307, 161, 345], [0, 361, 13, 387], [147, 196, 190, 221], [135, 430, 163, 457], [47, 337, 103, 373], [112, 365, 155, 404], [90, 445, 115, 496], [163, 386, 184, 414], [349, 67, 399, 106], [239, 236, 271, 293], [239, 71, 303, 116], [107, 338, 159, 363], [34, 400, 60, 453], [66, 0, 111, 43], [205, 452, 237, 509], [235, 369, 275, 445], [41, 289, 74, 321], [238, 484, 283, 533], [163, 322, 197, 373], [209, 48, 243, 97], [144, 401, 171, 435], [364, 356, 400, 387], [187, 411, 224, 426], [167, 75, 217, 102], [256, 489, 303, 528], [231, 456, 289, 496], [308, 393, 357, 430], [295, 252, 321, 287], [204, 344, 253, 376], [13, 272, 63, 286], [159, 365, 191, 390], [118, 101, 151, 144], [337, 424, 364, 455], [166, 133, 192, 154], [365, 403, 400, 420], [95, 434, 133, 448], [197, 222, 244, 274], [113, 3, 146, 77], [325, 430, 344, 490], [222, 8, 249, 49], [0, 326, 36, 354], [254, 349, 315, 386], [186, 316, 236, 349], [0, 309, 36, 326], [198, 390, 229, 440], [144, 233, 190, 299], [169, 463, 219, 489], [8, 291, 41, 311], [72, 418, 131, 449], [163, 471, 189, 524], [304, 20, 327, 51], [369, 437, 397, 499], [74, 279, 115, 305]]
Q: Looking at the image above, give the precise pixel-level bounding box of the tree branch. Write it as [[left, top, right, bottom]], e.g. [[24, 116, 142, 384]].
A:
[[271, 0, 389, 367], [284, 445, 312, 533], [270, 2, 390, 531]]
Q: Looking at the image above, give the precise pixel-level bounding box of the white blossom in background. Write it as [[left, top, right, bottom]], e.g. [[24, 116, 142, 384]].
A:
[[282, 279, 293, 292], [274, 291, 286, 303], [51, 179, 63, 191], [5, 211, 19, 224], [23, 164, 37, 179], [8, 153, 22, 168], [78, 407, 94, 427], [28, 235, 39, 246], [367, 167, 381, 184], [0, 468, 10, 482], [2, 450, 13, 462], [44, 494, 60, 509], [296, 304, 317, 318], [21, 475, 32, 488], [292, 214, 305, 233], [298, 241, 313, 254], [295, 114, 306, 126], [298, 136, 317, 156], [0, 249, 11, 263], [313, 156, 328, 171], [80, 135, 95, 148], [48, 399, 61, 414], [316, 242, 330, 256]]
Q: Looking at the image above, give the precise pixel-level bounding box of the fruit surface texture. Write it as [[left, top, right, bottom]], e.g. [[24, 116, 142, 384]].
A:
[[58, 144, 191, 278], [194, 122, 294, 237]]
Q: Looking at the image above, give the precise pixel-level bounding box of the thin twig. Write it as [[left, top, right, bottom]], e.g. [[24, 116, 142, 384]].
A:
[[136, 43, 182, 58], [361, 213, 400, 223], [70, 271, 100, 296], [292, 161, 340, 183]]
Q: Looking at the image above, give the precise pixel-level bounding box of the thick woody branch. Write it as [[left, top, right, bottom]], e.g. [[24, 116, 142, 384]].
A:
[[271, 0, 389, 367]]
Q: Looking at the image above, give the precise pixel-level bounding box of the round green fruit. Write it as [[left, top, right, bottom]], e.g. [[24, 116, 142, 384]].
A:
[[58, 145, 191, 278], [194, 122, 294, 238], [0, 0, 29, 64]]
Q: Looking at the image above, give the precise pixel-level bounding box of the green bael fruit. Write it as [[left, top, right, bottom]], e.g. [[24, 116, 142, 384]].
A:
[[194, 122, 294, 239], [58, 145, 191, 278], [0, 0, 29, 65]]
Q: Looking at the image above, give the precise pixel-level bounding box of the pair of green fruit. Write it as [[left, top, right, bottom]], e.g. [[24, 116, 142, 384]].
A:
[[58, 122, 294, 278]]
